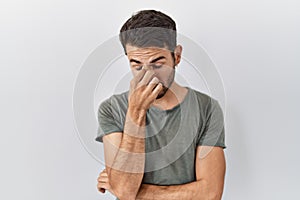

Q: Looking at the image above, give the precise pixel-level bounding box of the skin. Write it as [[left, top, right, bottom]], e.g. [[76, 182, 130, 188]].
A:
[[126, 44, 187, 110], [98, 146, 226, 200], [97, 44, 226, 200]]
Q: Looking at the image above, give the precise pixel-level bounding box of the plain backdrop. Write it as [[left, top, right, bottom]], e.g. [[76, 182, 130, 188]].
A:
[[0, 0, 299, 199]]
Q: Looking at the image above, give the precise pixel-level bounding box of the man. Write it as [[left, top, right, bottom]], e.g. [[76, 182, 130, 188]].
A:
[[96, 10, 226, 200]]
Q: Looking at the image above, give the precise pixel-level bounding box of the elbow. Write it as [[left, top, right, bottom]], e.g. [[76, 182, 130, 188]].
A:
[[196, 179, 223, 200], [118, 194, 136, 200], [205, 182, 223, 200], [107, 169, 142, 200], [116, 191, 137, 200], [110, 182, 137, 200], [209, 190, 223, 200]]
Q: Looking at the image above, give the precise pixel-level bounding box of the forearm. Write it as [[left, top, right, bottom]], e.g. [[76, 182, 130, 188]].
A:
[[136, 179, 214, 200], [107, 108, 146, 200]]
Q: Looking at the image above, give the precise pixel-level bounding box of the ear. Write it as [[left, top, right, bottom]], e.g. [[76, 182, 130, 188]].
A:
[[174, 45, 183, 66]]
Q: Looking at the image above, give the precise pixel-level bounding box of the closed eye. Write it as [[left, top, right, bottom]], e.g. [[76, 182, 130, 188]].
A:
[[133, 64, 163, 71], [152, 64, 163, 69], [135, 66, 143, 71]]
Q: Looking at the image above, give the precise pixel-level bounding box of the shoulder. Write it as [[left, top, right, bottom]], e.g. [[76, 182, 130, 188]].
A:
[[98, 90, 129, 110], [189, 88, 211, 104], [99, 91, 128, 106], [187, 87, 223, 116], [188, 87, 214, 107]]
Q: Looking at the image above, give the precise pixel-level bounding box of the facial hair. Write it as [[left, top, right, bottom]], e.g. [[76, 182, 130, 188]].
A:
[[156, 65, 176, 99]]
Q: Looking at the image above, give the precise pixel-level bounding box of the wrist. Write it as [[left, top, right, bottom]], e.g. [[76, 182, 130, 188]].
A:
[[127, 106, 147, 125]]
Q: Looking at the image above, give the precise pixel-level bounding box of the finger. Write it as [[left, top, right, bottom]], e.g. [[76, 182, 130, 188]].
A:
[[149, 76, 160, 85], [98, 186, 106, 193], [131, 69, 147, 88], [99, 172, 108, 177], [99, 169, 106, 176], [143, 77, 160, 94], [100, 168, 106, 173], [97, 182, 109, 190], [137, 70, 155, 87], [135, 68, 147, 82], [98, 175, 108, 182], [99, 188, 106, 193], [150, 83, 163, 98], [97, 174, 106, 181], [98, 177, 109, 183]]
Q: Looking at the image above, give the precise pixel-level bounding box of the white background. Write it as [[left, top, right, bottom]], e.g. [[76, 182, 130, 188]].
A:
[[1, 0, 299, 199]]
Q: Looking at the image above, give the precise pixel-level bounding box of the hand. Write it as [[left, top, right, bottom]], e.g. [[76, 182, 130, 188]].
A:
[[97, 169, 115, 196], [128, 68, 163, 113]]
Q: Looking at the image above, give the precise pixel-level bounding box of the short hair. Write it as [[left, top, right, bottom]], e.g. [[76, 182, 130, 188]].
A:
[[119, 10, 177, 55]]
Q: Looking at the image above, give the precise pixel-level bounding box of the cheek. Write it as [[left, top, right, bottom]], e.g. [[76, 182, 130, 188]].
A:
[[156, 66, 174, 75], [131, 69, 139, 77], [154, 68, 174, 83]]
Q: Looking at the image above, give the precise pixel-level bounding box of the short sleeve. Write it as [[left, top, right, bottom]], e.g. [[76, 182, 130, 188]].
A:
[[197, 98, 226, 149], [95, 97, 123, 143]]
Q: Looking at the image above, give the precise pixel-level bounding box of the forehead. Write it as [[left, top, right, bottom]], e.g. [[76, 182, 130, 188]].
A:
[[126, 45, 171, 61]]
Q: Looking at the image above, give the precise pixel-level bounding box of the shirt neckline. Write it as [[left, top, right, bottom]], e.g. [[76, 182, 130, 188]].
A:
[[149, 86, 191, 113]]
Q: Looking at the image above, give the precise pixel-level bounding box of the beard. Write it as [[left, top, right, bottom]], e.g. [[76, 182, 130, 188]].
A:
[[156, 85, 169, 99], [155, 66, 176, 99]]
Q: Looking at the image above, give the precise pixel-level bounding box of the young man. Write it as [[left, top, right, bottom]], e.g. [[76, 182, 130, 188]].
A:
[[96, 10, 226, 200]]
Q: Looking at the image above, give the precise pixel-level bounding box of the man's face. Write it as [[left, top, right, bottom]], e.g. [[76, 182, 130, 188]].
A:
[[126, 45, 177, 99]]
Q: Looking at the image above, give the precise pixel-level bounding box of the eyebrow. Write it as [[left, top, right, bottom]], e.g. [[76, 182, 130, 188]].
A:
[[129, 56, 166, 64]]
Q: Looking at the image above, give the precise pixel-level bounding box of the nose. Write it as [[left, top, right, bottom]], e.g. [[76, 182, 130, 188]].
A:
[[142, 65, 153, 70]]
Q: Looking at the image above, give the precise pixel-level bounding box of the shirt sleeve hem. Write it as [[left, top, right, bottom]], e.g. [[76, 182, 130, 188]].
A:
[[197, 143, 227, 149], [95, 129, 123, 143]]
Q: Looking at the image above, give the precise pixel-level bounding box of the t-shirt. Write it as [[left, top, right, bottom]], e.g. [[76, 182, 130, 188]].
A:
[[95, 86, 226, 198]]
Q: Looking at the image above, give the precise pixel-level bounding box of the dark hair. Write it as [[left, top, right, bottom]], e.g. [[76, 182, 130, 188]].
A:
[[119, 10, 177, 56]]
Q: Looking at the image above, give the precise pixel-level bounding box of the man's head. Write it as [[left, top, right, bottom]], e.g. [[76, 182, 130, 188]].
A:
[[119, 10, 182, 99]]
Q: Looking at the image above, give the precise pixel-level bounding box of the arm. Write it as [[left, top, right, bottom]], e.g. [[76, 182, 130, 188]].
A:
[[102, 109, 146, 200], [98, 69, 163, 200], [135, 146, 226, 200]]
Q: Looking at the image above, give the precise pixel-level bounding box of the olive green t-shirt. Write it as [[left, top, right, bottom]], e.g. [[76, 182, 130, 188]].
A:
[[95, 87, 226, 198]]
